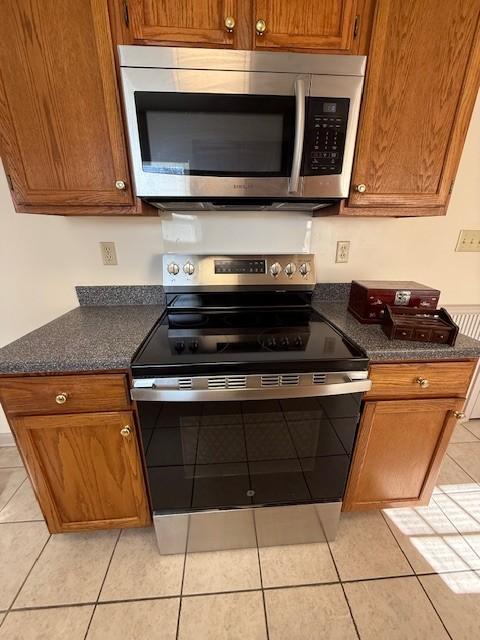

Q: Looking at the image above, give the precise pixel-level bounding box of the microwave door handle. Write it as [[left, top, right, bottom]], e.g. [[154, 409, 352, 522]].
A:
[[288, 76, 306, 193]]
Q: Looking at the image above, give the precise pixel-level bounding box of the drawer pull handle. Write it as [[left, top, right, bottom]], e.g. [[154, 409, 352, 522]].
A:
[[416, 377, 430, 389], [120, 426, 132, 438], [55, 392, 68, 405], [453, 411, 465, 420]]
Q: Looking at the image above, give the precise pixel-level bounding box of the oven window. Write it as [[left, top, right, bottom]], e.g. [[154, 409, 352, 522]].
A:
[[134, 92, 295, 177], [137, 394, 362, 514]]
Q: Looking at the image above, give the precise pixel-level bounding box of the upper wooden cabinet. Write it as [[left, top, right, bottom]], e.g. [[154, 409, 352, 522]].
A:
[[127, 0, 370, 53], [347, 0, 480, 213], [130, 0, 244, 48], [0, 0, 138, 214], [253, 0, 358, 52]]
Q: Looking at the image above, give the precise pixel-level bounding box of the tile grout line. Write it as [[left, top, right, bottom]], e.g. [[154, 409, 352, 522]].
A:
[[1, 530, 52, 628], [6, 566, 480, 613], [83, 528, 122, 640], [175, 549, 188, 640], [430, 492, 480, 575], [462, 422, 480, 440], [252, 522, 270, 640], [414, 574, 453, 640], [0, 519, 45, 525], [381, 506, 460, 640], [0, 475, 28, 518], [444, 453, 480, 487], [326, 538, 361, 640]]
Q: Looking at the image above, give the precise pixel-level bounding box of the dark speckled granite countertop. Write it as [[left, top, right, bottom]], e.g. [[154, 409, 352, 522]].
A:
[[0, 284, 479, 375], [313, 300, 480, 362], [0, 305, 164, 375]]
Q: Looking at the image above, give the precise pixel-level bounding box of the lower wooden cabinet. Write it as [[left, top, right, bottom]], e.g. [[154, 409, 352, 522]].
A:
[[343, 397, 465, 511], [12, 411, 151, 533]]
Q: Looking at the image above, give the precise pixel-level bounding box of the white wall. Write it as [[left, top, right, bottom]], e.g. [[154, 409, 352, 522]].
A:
[[1, 94, 479, 433]]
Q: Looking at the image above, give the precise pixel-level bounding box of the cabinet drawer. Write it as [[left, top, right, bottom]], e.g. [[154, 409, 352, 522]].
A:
[[0, 374, 130, 415], [365, 361, 476, 400]]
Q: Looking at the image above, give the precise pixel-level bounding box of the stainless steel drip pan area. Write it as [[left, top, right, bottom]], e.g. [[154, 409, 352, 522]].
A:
[[154, 502, 341, 555]]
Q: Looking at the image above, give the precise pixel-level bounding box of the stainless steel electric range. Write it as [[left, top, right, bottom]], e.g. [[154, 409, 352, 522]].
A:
[[131, 254, 371, 554]]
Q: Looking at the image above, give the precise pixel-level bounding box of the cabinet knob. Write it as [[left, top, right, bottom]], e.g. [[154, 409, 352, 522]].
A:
[[255, 19, 267, 36], [415, 377, 430, 389], [453, 411, 466, 420], [354, 183, 367, 193], [55, 392, 68, 405], [225, 16, 235, 32], [120, 426, 132, 438], [115, 180, 127, 190]]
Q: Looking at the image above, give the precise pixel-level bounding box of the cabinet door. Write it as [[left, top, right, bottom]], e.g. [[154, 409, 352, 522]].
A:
[[12, 412, 150, 533], [253, 0, 357, 52], [349, 0, 480, 210], [130, 0, 242, 47], [343, 398, 464, 511], [0, 0, 133, 208]]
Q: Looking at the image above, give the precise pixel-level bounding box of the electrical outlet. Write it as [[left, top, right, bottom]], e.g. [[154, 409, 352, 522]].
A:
[[100, 241, 118, 265], [336, 241, 350, 263], [456, 230, 480, 252]]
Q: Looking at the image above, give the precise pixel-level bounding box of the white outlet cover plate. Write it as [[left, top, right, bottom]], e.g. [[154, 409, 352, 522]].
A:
[[456, 230, 480, 252], [100, 241, 118, 265], [336, 240, 350, 263]]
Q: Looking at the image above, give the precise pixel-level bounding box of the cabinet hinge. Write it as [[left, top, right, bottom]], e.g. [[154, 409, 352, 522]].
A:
[[123, 0, 129, 28], [6, 174, 13, 191], [353, 15, 360, 38]]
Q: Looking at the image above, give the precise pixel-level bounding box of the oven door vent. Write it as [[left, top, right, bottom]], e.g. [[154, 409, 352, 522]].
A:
[[178, 378, 193, 389], [207, 375, 247, 389], [261, 374, 300, 387], [312, 373, 327, 384]]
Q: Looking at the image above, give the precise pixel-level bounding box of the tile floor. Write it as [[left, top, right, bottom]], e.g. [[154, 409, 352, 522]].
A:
[[1, 420, 480, 639]]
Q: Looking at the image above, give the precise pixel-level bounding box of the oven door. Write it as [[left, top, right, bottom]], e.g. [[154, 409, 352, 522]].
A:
[[135, 385, 365, 553], [120, 67, 310, 198]]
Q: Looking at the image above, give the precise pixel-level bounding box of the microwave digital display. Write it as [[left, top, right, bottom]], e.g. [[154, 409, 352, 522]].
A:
[[323, 103, 337, 113]]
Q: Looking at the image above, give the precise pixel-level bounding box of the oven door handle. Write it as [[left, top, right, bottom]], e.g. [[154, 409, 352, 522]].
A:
[[131, 377, 371, 403], [288, 76, 306, 194]]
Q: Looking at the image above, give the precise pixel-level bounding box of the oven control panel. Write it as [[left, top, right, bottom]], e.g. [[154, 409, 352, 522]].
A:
[[163, 254, 316, 288], [303, 97, 350, 176]]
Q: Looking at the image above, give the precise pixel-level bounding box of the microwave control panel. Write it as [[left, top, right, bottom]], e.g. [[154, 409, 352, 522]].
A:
[[302, 98, 350, 176]]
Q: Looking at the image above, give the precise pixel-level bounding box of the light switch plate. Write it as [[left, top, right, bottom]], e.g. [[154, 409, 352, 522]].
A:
[[455, 230, 480, 252], [336, 241, 350, 263], [100, 241, 118, 265]]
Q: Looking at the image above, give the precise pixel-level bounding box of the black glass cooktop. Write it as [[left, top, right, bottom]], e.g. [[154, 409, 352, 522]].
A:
[[132, 299, 367, 376]]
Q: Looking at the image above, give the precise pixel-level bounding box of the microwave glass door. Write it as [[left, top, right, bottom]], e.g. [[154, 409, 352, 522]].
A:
[[135, 93, 295, 178], [121, 68, 309, 198]]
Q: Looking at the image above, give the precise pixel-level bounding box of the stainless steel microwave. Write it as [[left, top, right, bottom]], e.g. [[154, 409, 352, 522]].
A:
[[119, 46, 366, 211]]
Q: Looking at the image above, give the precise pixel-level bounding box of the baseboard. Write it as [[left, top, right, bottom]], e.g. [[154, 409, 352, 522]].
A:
[[0, 432, 15, 447]]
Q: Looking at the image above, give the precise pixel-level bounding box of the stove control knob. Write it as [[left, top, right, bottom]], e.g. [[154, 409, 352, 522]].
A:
[[183, 261, 195, 276], [270, 262, 282, 278], [285, 263, 297, 278], [299, 262, 311, 277], [188, 341, 199, 353], [295, 336, 303, 347], [167, 262, 180, 276], [175, 342, 185, 353]]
